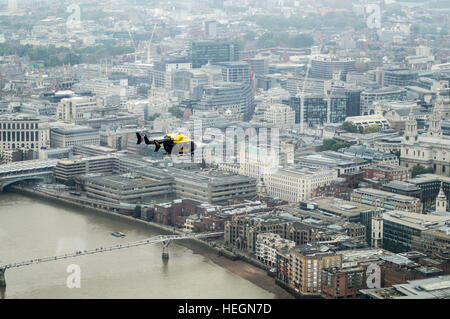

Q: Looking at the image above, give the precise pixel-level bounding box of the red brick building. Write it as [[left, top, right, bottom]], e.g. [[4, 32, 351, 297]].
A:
[[321, 267, 366, 299], [363, 164, 410, 182]]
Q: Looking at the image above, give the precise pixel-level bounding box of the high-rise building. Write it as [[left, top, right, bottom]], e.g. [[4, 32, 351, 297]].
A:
[[196, 81, 254, 121], [56, 96, 104, 122], [190, 40, 240, 69], [0, 114, 48, 159], [218, 61, 250, 84], [360, 87, 407, 115], [368, 68, 419, 87], [205, 20, 217, 38], [264, 104, 295, 128], [309, 56, 355, 80], [150, 58, 192, 89], [285, 94, 347, 126]]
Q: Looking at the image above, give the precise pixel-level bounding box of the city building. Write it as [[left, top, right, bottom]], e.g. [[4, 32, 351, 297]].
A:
[[265, 167, 338, 203], [0, 113, 48, 158], [289, 244, 343, 296], [411, 223, 450, 259], [309, 56, 355, 80], [406, 174, 450, 207], [218, 61, 250, 85], [363, 164, 410, 182], [361, 275, 450, 299], [284, 94, 347, 126], [400, 109, 450, 177], [383, 211, 450, 253], [321, 266, 366, 299], [255, 233, 295, 267], [195, 81, 254, 121], [56, 96, 104, 122], [351, 188, 422, 213], [344, 114, 390, 130], [369, 68, 419, 87], [50, 125, 100, 148], [190, 40, 240, 69], [54, 155, 117, 183], [78, 173, 174, 204], [263, 104, 295, 128], [360, 87, 407, 115]]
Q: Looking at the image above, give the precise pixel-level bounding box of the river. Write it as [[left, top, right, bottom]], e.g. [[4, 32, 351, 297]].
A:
[[0, 192, 277, 299]]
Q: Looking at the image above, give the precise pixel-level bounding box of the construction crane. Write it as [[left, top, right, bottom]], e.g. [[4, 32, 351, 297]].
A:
[[125, 21, 139, 63], [247, 53, 255, 91], [147, 22, 157, 64]]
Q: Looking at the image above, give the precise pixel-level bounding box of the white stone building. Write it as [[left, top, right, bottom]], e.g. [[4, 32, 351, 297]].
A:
[[400, 108, 450, 177], [256, 233, 295, 267]]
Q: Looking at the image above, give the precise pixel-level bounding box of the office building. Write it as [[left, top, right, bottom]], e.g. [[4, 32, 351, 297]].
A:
[[56, 96, 103, 122], [78, 173, 174, 204], [361, 275, 450, 299], [218, 61, 250, 84], [196, 81, 254, 121], [285, 94, 347, 126], [360, 87, 407, 115], [50, 125, 100, 148], [383, 211, 450, 252], [0, 113, 48, 158], [309, 56, 355, 80], [351, 188, 422, 213], [190, 40, 240, 68], [264, 104, 295, 128]]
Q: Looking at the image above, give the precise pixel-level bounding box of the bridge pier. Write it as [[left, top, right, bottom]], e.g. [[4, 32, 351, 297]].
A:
[[162, 240, 171, 260], [0, 267, 6, 288]]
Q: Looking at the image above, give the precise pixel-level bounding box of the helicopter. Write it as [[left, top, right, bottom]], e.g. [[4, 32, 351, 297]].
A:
[[136, 132, 195, 155]]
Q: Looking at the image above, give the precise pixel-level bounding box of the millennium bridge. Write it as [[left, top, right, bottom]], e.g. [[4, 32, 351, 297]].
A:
[[0, 232, 223, 288]]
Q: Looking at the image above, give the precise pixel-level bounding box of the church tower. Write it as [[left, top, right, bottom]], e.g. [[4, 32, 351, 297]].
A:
[[256, 177, 268, 198], [404, 108, 418, 145], [428, 109, 442, 138], [436, 182, 448, 214]]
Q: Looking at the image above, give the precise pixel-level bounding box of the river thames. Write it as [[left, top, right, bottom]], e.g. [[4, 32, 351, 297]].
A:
[[0, 192, 277, 299]]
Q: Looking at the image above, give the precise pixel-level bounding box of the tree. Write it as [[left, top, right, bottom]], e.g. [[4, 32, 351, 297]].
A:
[[148, 113, 161, 121], [341, 121, 358, 133], [321, 138, 351, 152], [411, 164, 435, 178], [363, 124, 382, 134], [168, 106, 184, 118]]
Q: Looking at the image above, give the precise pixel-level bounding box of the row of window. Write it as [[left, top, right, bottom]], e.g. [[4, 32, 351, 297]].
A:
[[0, 131, 39, 142], [0, 122, 38, 130]]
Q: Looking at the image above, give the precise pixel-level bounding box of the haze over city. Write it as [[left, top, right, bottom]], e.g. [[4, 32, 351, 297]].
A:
[[0, 0, 449, 303]]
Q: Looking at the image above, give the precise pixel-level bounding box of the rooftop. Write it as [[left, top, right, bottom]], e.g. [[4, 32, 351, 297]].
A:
[[383, 211, 450, 231]]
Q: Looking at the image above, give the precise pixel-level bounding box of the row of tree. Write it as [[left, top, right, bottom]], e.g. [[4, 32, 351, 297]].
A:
[[340, 121, 382, 134], [256, 32, 314, 49], [321, 138, 351, 152], [250, 12, 366, 31], [0, 43, 134, 67]]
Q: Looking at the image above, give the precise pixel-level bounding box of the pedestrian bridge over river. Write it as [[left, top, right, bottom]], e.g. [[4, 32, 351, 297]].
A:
[[0, 232, 224, 288]]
